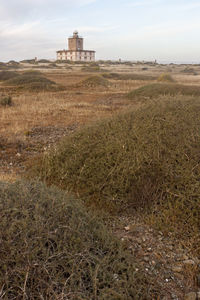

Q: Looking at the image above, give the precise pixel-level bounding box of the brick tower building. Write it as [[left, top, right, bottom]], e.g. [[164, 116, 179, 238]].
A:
[[56, 31, 95, 62]]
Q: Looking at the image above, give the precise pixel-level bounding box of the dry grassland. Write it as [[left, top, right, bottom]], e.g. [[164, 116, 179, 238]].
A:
[[1, 61, 200, 298]]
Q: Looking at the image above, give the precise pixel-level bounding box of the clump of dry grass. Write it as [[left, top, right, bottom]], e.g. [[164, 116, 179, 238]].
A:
[[27, 98, 200, 255], [127, 83, 200, 100], [0, 180, 150, 299], [157, 73, 175, 82], [0, 71, 19, 81]]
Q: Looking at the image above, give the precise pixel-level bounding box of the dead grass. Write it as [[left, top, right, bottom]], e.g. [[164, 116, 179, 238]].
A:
[[157, 73, 175, 82]]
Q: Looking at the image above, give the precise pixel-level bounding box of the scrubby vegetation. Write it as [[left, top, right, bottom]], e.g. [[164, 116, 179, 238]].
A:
[[0, 181, 151, 299], [22, 70, 44, 76], [81, 64, 101, 72], [0, 95, 12, 106], [0, 71, 19, 81], [102, 72, 156, 81], [28, 98, 200, 255], [181, 67, 197, 75], [20, 59, 37, 64], [127, 83, 200, 100], [3, 74, 62, 92], [77, 75, 109, 88]]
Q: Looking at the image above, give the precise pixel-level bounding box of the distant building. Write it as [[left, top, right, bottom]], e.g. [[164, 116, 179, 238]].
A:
[[56, 31, 95, 62]]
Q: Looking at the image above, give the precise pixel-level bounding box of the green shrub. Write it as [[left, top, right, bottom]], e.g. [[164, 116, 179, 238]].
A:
[[127, 83, 200, 100], [157, 73, 175, 82], [0, 71, 19, 81], [0, 181, 150, 299], [0, 96, 12, 106], [27, 98, 200, 253]]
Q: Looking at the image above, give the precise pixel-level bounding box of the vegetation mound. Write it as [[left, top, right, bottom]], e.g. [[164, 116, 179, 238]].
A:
[[4, 75, 53, 86], [102, 73, 156, 81], [127, 83, 200, 100], [3, 74, 62, 92], [0, 71, 19, 81], [0, 62, 10, 70], [0, 181, 148, 299], [81, 64, 101, 72], [181, 67, 197, 75], [157, 73, 175, 82], [22, 70, 44, 76], [28, 99, 200, 253], [38, 59, 51, 63], [78, 75, 109, 88], [7, 60, 20, 68], [20, 59, 37, 64]]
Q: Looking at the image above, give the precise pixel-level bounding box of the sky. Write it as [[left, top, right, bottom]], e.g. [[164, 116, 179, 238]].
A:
[[0, 0, 200, 62]]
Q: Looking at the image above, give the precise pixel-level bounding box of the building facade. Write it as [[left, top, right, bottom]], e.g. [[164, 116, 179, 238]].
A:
[[57, 31, 95, 62]]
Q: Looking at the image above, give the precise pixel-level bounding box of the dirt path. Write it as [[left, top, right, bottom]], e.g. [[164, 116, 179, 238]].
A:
[[115, 217, 200, 299]]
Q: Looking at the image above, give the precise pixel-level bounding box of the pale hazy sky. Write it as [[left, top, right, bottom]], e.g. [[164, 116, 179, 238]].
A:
[[0, 0, 200, 62]]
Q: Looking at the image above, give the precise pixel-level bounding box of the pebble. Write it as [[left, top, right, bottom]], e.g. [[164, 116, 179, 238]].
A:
[[125, 225, 130, 231], [184, 292, 196, 300], [144, 256, 149, 262], [183, 260, 195, 265], [172, 266, 182, 273]]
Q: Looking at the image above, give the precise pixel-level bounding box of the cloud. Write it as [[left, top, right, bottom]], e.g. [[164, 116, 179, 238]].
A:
[[76, 25, 119, 33], [0, 0, 97, 22], [127, 0, 162, 7]]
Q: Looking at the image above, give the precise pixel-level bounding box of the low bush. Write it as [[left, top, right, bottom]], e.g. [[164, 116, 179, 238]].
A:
[[37, 59, 51, 63], [181, 67, 197, 75], [81, 65, 101, 72], [77, 75, 109, 88], [22, 70, 44, 76], [0, 96, 12, 106], [0, 71, 19, 81], [4, 75, 54, 86], [27, 98, 200, 254], [20, 59, 37, 64], [127, 83, 200, 100], [0, 181, 150, 299], [0, 62, 10, 70], [102, 73, 156, 81], [3, 74, 63, 92]]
